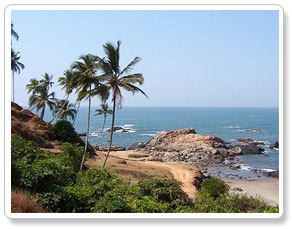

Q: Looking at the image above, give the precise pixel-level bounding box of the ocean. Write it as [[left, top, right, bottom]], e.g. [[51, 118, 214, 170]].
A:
[[42, 106, 279, 178]]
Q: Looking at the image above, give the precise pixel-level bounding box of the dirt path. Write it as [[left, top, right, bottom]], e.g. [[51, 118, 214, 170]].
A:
[[102, 150, 201, 199]]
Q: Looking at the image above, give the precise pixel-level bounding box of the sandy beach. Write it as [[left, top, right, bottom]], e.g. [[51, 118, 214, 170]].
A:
[[221, 177, 279, 206]]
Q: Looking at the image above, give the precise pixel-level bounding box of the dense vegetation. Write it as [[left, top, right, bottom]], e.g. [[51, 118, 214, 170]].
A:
[[11, 135, 278, 213]]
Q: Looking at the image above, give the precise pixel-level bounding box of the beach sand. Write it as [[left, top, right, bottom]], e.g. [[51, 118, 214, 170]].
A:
[[220, 177, 279, 206]]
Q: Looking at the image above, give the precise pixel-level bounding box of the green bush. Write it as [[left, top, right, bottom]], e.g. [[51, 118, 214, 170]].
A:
[[199, 177, 230, 199], [136, 177, 190, 204], [18, 154, 76, 192], [11, 136, 43, 186], [61, 142, 84, 172], [53, 120, 95, 154], [53, 120, 80, 143]]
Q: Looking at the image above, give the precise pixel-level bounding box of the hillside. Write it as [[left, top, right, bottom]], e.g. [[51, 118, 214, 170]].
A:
[[11, 102, 56, 148]]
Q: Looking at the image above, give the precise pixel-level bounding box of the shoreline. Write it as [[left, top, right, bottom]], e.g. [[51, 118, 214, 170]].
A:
[[220, 176, 279, 206]]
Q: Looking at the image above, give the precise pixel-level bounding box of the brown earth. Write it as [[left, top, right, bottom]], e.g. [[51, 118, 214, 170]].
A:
[[86, 150, 202, 199], [11, 102, 59, 148]]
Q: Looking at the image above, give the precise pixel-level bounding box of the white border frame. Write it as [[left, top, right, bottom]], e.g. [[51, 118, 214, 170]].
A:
[[4, 4, 284, 219]]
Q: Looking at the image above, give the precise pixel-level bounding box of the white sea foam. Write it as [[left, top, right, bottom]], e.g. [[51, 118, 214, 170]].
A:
[[257, 168, 277, 172], [140, 133, 156, 137], [122, 124, 134, 127], [239, 164, 252, 171], [226, 125, 240, 129]]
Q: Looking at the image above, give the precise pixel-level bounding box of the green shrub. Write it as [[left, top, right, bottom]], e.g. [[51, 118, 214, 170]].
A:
[[136, 177, 190, 204], [53, 120, 80, 143], [53, 120, 95, 154], [94, 184, 133, 213], [18, 154, 76, 192], [199, 177, 229, 199], [11, 135, 43, 186], [129, 196, 168, 213], [61, 142, 84, 172]]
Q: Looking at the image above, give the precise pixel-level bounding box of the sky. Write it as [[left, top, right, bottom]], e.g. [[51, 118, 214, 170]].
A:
[[11, 10, 279, 107]]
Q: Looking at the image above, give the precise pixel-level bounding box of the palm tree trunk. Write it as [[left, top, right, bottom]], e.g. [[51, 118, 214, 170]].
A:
[[73, 101, 80, 126], [102, 96, 116, 169], [49, 94, 69, 123], [96, 115, 106, 147], [12, 72, 15, 102], [40, 105, 46, 120], [79, 94, 91, 172]]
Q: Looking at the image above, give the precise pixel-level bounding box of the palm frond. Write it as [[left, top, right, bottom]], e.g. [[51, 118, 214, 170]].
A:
[[119, 57, 141, 76]]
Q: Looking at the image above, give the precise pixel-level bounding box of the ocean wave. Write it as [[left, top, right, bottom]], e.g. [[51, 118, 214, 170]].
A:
[[225, 125, 240, 129], [140, 133, 156, 137], [122, 124, 134, 127]]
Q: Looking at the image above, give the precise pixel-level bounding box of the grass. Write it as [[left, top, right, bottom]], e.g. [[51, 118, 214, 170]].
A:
[[11, 189, 46, 213], [128, 154, 149, 159]]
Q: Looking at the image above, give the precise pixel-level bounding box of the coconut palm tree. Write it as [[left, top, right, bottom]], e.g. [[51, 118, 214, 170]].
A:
[[27, 73, 56, 120], [72, 54, 108, 172], [95, 103, 113, 147], [99, 41, 148, 169], [11, 22, 19, 42], [49, 69, 75, 123], [26, 78, 40, 95], [54, 99, 77, 121], [11, 49, 24, 102]]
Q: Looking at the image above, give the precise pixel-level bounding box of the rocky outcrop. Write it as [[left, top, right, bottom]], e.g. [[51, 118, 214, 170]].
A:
[[243, 129, 263, 132], [236, 138, 254, 144], [106, 126, 132, 133], [142, 128, 229, 167], [236, 138, 264, 146], [128, 142, 146, 150], [140, 128, 267, 168], [96, 145, 126, 151], [269, 141, 279, 149], [228, 145, 264, 156]]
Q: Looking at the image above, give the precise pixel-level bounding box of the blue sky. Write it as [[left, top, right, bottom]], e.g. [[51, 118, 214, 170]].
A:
[[11, 10, 279, 107]]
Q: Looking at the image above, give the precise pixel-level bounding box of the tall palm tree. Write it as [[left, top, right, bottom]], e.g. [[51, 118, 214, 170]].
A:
[[11, 22, 19, 42], [27, 73, 56, 120], [99, 41, 148, 169], [26, 78, 40, 95], [49, 69, 75, 123], [11, 49, 24, 102], [95, 103, 113, 147], [72, 54, 108, 172], [54, 99, 77, 121]]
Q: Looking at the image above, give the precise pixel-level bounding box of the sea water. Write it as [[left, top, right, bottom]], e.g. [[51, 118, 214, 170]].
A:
[[42, 106, 279, 177]]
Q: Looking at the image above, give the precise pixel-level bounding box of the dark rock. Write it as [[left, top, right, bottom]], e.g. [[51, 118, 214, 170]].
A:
[[230, 145, 264, 155], [236, 138, 255, 144], [244, 129, 263, 132], [128, 142, 146, 150], [78, 132, 86, 136], [118, 160, 127, 164], [269, 141, 279, 149], [231, 187, 243, 192], [106, 126, 132, 133], [262, 170, 279, 178]]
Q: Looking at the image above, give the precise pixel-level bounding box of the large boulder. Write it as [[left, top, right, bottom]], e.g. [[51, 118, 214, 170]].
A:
[[269, 141, 279, 149], [143, 128, 228, 165], [229, 145, 264, 155], [128, 142, 145, 150]]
